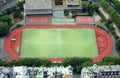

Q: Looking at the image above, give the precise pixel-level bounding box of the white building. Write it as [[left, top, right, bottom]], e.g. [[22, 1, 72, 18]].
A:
[[0, 66, 73, 78], [13, 66, 29, 78], [81, 64, 120, 78]]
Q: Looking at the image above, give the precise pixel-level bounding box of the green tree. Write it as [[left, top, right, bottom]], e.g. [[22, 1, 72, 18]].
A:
[[62, 57, 92, 72], [103, 56, 120, 64], [82, 1, 89, 12], [88, 3, 99, 15], [0, 15, 12, 24], [0, 22, 9, 37], [101, 0, 120, 28], [13, 11, 23, 19], [16, 1, 24, 11], [116, 40, 120, 55]]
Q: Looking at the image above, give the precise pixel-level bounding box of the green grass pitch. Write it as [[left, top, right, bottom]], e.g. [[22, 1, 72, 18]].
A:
[[20, 28, 98, 58]]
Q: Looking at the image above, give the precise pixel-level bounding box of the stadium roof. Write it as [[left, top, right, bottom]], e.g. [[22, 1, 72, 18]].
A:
[[76, 16, 94, 25], [66, 0, 79, 5], [25, 0, 52, 9]]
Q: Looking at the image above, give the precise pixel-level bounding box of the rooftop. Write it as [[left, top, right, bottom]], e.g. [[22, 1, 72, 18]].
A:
[[81, 65, 120, 73], [25, 0, 52, 9], [66, 0, 79, 5]]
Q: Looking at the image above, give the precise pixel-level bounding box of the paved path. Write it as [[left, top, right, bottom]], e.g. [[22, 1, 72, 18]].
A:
[[99, 7, 110, 20], [109, 35, 119, 56], [0, 37, 9, 60], [0, 0, 18, 12]]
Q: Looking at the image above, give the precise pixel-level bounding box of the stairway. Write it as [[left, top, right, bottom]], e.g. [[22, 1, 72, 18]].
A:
[[53, 10, 65, 18]]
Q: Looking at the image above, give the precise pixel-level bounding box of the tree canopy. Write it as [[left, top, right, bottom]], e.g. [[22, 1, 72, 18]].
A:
[[0, 22, 9, 37]]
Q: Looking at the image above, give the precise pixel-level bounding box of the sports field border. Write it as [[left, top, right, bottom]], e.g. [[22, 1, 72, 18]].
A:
[[4, 25, 113, 62]]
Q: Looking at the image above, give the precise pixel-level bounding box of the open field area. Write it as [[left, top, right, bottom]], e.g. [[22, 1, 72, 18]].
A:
[[20, 28, 98, 58], [4, 25, 113, 62]]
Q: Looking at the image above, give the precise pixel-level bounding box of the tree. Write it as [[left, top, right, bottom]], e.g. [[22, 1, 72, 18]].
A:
[[16, 0, 24, 11], [116, 40, 120, 55], [101, 0, 120, 28], [88, 3, 99, 15], [82, 1, 89, 12], [62, 57, 92, 72], [0, 22, 9, 37], [13, 11, 23, 19], [0, 15, 12, 24], [103, 56, 120, 64]]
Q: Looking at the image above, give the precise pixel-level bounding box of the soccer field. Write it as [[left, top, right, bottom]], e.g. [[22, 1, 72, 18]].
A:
[[20, 28, 98, 58]]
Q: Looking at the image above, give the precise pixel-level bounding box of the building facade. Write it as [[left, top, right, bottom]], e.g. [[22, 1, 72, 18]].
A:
[[0, 66, 73, 78], [81, 64, 120, 78]]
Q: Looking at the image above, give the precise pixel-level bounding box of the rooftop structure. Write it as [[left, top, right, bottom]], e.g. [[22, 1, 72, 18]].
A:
[[81, 64, 120, 78], [25, 0, 52, 9], [0, 67, 13, 78], [0, 66, 73, 78], [24, 0, 52, 15]]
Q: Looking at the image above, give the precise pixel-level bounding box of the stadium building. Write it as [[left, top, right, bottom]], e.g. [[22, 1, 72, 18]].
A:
[[24, 0, 52, 25]]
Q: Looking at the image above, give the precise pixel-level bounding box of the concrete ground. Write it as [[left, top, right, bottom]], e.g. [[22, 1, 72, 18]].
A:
[[0, 37, 9, 60]]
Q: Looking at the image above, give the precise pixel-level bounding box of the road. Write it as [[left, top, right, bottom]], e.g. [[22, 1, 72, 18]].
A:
[[0, 37, 9, 60], [0, 0, 18, 12]]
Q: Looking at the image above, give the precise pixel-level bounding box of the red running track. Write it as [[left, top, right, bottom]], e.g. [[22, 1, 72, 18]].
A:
[[4, 25, 113, 63]]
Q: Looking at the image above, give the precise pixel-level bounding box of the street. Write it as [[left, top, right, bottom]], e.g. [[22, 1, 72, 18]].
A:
[[0, 0, 18, 12], [0, 37, 9, 60]]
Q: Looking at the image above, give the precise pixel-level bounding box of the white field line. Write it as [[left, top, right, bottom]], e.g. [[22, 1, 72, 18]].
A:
[[56, 29, 63, 53]]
